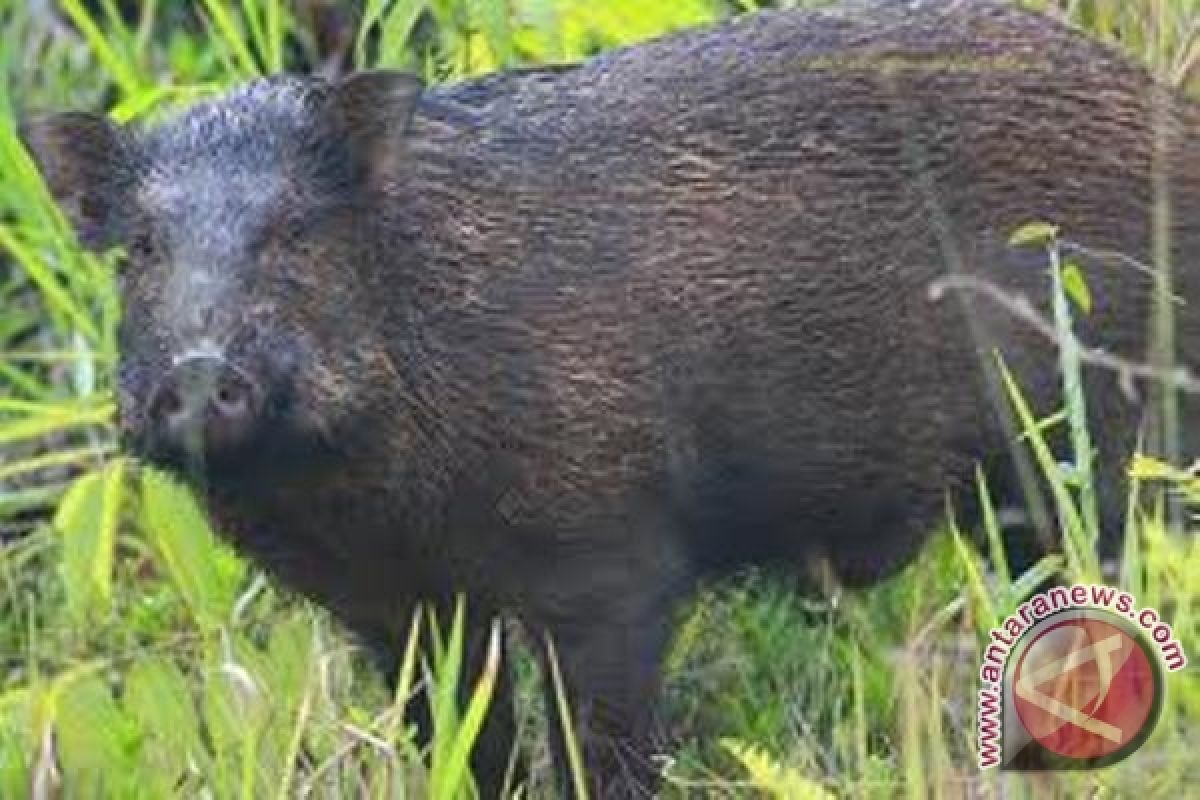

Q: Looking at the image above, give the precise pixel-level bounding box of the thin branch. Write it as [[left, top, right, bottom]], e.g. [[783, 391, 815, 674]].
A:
[[927, 274, 1200, 395], [1059, 239, 1186, 305]]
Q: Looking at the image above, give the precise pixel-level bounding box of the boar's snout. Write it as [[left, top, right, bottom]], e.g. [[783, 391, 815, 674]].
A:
[[144, 355, 265, 468]]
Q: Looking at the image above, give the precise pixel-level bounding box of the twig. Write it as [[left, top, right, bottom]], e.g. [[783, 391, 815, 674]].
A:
[[927, 274, 1200, 396], [1059, 239, 1186, 305]]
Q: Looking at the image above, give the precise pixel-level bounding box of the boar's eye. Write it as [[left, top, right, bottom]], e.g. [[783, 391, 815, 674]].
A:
[[127, 232, 161, 264]]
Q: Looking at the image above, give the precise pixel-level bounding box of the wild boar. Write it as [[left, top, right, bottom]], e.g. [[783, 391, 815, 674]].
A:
[[22, 0, 1199, 796]]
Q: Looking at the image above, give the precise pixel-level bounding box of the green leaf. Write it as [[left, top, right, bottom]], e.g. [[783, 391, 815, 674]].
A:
[[377, 0, 427, 69], [1128, 453, 1179, 482], [0, 688, 32, 799], [721, 738, 834, 799], [53, 460, 126, 624], [357, 0, 392, 67], [473, 0, 515, 67], [266, 613, 316, 709], [557, 0, 717, 56], [56, 674, 137, 796], [139, 469, 243, 630], [123, 656, 205, 784], [271, 613, 320, 800], [1061, 260, 1093, 315], [1008, 221, 1059, 248], [202, 642, 268, 797]]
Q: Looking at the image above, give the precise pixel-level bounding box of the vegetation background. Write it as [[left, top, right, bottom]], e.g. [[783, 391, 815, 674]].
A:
[[0, 0, 1197, 797]]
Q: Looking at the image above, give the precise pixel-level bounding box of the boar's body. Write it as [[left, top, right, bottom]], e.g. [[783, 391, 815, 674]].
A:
[[24, 0, 1200, 796], [319, 0, 1197, 594]]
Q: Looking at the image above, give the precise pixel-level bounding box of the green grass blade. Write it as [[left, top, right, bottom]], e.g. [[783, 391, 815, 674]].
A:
[[0, 227, 100, 344], [200, 0, 261, 77], [995, 354, 1097, 578], [545, 634, 589, 800], [0, 403, 113, 447], [1048, 245, 1100, 550], [385, 607, 424, 745], [428, 599, 465, 798], [438, 620, 500, 799], [357, 0, 393, 68], [975, 465, 1011, 588], [57, 0, 143, 97]]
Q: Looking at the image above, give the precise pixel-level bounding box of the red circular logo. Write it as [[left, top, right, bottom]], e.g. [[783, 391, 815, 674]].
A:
[[1013, 615, 1160, 761]]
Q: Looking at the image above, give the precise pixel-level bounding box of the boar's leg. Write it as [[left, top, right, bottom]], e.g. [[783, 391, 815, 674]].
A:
[[363, 604, 519, 797], [537, 613, 673, 799], [529, 527, 694, 799]]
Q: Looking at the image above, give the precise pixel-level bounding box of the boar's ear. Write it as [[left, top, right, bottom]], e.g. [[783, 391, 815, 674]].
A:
[[330, 70, 424, 182], [20, 111, 133, 250]]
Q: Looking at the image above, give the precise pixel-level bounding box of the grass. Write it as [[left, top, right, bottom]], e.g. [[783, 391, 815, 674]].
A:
[[1, 1, 1198, 797]]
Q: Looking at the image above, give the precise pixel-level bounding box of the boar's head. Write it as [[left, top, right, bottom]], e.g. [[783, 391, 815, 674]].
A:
[[22, 72, 423, 487]]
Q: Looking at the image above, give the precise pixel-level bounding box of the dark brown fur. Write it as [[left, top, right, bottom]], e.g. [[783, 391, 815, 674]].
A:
[[23, 1, 1200, 796]]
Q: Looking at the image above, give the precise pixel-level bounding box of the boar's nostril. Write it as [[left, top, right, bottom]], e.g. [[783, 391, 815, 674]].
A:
[[214, 374, 251, 417], [155, 384, 185, 418], [148, 356, 263, 460]]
